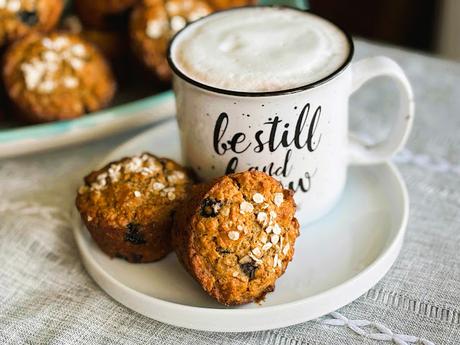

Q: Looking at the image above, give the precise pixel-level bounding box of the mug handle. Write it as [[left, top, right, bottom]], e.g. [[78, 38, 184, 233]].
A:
[[348, 56, 414, 165]]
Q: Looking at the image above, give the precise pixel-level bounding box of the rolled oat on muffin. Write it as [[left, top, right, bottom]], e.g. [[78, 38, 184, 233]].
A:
[[2, 32, 116, 123], [172, 170, 300, 305], [0, 0, 63, 46], [76, 153, 195, 263], [129, 0, 211, 81]]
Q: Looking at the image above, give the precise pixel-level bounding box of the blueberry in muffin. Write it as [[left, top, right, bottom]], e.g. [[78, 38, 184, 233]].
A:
[[173, 170, 300, 305], [76, 153, 195, 263]]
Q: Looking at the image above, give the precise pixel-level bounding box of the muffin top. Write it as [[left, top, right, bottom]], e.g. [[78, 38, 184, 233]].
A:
[[0, 0, 63, 46], [173, 170, 300, 305], [76, 153, 194, 231], [2, 32, 115, 122], [130, 0, 211, 80], [142, 0, 211, 38]]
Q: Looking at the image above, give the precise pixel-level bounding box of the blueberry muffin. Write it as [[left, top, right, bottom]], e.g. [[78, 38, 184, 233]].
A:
[[0, 0, 63, 46], [2, 32, 116, 123], [75, 0, 138, 29], [129, 0, 211, 81], [206, 0, 255, 10], [172, 171, 300, 305], [76, 153, 195, 263]]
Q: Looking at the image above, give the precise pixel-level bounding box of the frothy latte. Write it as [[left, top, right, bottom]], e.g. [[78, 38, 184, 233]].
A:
[[170, 7, 351, 92]]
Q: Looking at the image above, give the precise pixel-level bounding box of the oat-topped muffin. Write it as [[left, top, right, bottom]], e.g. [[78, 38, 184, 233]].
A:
[[61, 15, 130, 80], [0, 0, 63, 46], [2, 32, 116, 123], [76, 153, 195, 263], [130, 0, 211, 81], [172, 171, 300, 305], [75, 0, 138, 29]]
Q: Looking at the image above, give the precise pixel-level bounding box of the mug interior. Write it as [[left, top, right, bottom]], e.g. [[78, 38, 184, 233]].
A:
[[167, 5, 355, 97]]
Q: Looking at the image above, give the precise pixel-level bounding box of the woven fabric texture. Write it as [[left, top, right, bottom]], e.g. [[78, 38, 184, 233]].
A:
[[0, 40, 459, 345]]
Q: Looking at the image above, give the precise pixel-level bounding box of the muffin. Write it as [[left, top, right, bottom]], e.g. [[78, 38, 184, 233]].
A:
[[61, 15, 128, 62], [129, 0, 211, 81], [2, 32, 116, 123], [173, 171, 300, 305], [0, 0, 63, 46], [61, 15, 130, 80], [75, 0, 138, 29], [206, 0, 255, 10], [76, 153, 195, 263]]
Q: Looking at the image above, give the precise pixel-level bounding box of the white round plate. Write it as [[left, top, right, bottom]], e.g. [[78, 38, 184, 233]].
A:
[[73, 119, 409, 332]]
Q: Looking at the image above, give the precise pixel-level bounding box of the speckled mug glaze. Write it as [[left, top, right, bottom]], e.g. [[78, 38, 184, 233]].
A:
[[168, 7, 414, 223]]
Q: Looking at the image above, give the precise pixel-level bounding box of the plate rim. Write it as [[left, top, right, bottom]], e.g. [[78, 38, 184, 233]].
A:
[[0, 91, 174, 159], [73, 120, 409, 331]]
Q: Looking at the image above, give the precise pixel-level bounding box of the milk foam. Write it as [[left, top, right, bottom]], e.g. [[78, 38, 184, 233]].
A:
[[171, 7, 350, 92]]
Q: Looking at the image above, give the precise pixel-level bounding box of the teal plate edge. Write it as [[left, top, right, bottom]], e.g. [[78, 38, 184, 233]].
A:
[[0, 91, 174, 143]]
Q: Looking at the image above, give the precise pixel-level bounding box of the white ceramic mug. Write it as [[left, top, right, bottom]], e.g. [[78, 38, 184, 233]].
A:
[[168, 11, 414, 224]]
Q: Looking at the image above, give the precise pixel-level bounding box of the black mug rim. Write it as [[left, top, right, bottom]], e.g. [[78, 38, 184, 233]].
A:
[[166, 5, 355, 97]]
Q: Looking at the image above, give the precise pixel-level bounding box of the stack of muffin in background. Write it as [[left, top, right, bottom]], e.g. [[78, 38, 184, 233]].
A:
[[0, 0, 255, 124]]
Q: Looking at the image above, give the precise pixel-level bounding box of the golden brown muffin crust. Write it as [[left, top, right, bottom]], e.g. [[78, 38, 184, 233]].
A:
[[0, 0, 63, 46], [76, 153, 195, 263], [173, 171, 300, 305], [129, 0, 211, 81], [2, 32, 116, 123]]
